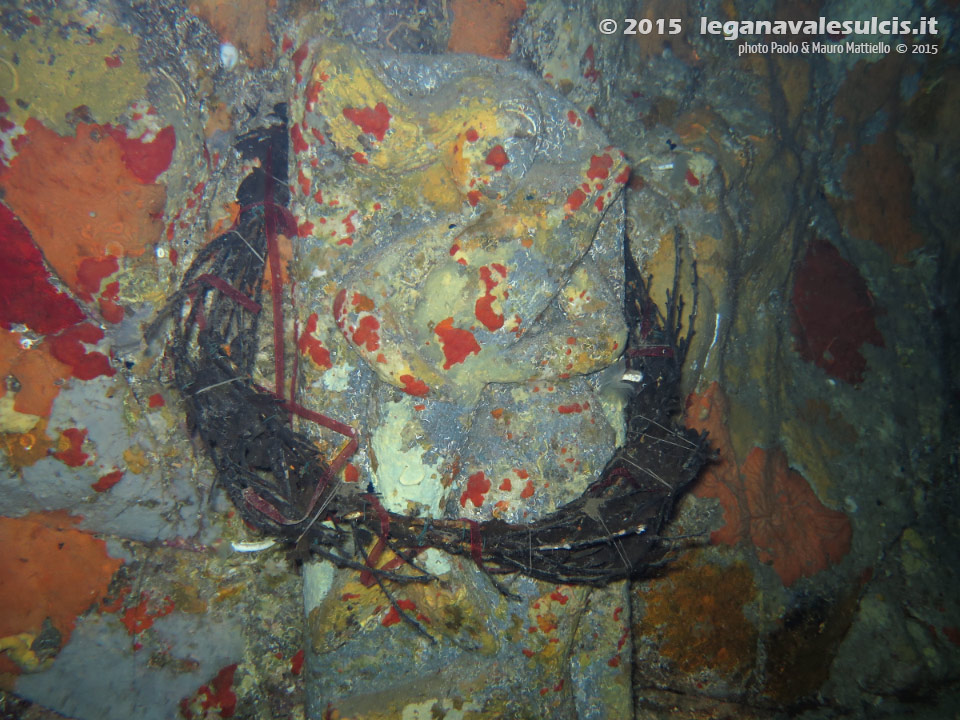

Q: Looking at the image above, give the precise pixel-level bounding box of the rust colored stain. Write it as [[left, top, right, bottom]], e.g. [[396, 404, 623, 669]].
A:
[[399, 374, 430, 397], [0, 330, 69, 418], [0, 323, 112, 419], [92, 470, 124, 492], [101, 125, 176, 184], [447, 0, 527, 59], [791, 239, 884, 385], [0, 512, 122, 676], [434, 317, 481, 369], [351, 292, 376, 312], [298, 313, 332, 369], [120, 592, 175, 635], [305, 78, 325, 108], [180, 663, 238, 719], [47, 323, 115, 381], [586, 153, 613, 180], [0, 196, 117, 411], [290, 123, 308, 154], [298, 220, 316, 238], [344, 463, 360, 483], [98, 282, 124, 324], [741, 447, 852, 586], [342, 102, 392, 141], [642, 560, 758, 674], [582, 44, 600, 82], [687, 383, 853, 586], [0, 204, 83, 335], [474, 294, 502, 329], [352, 315, 381, 352], [1, 419, 54, 469], [460, 471, 491, 508], [290, 649, 305, 675], [333, 288, 348, 325], [0, 119, 166, 298], [687, 382, 750, 546], [475, 264, 507, 331], [535, 611, 558, 634], [190, 0, 275, 67], [566, 187, 586, 212], [53, 427, 88, 467], [381, 599, 418, 627], [485, 145, 510, 171], [292, 43, 309, 79]]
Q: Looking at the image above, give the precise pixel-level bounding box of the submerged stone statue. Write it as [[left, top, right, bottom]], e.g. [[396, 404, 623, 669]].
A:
[[162, 34, 692, 718], [289, 40, 633, 523], [275, 38, 643, 718]]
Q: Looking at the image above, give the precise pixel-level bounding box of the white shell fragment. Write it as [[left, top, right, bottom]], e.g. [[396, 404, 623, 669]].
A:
[[219, 42, 239, 70], [231, 539, 276, 553]]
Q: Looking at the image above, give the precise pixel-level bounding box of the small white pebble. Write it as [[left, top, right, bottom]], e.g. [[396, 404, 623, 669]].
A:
[[220, 42, 239, 70], [156, 246, 166, 259]]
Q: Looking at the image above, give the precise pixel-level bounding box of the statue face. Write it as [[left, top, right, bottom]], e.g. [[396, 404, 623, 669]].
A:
[[289, 41, 631, 521]]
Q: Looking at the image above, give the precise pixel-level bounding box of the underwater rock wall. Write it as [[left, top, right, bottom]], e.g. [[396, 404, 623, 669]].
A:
[[1, 0, 958, 718]]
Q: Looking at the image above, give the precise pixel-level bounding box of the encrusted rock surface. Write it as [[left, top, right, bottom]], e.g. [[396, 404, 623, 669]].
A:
[[1, 0, 958, 718], [289, 37, 629, 523]]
